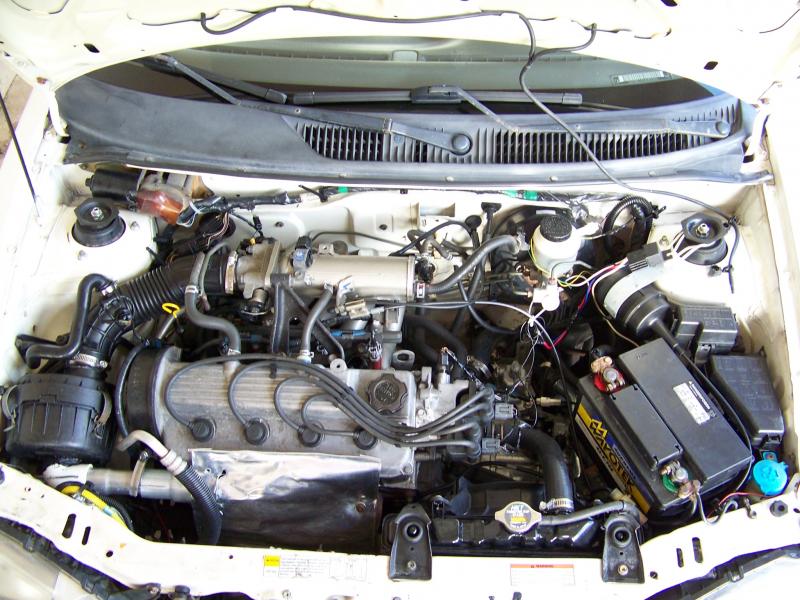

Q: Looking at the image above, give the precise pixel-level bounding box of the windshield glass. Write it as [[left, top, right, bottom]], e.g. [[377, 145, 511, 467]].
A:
[[92, 36, 711, 109]]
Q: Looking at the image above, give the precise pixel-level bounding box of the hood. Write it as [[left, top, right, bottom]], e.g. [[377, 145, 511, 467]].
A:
[[1, 0, 800, 104]]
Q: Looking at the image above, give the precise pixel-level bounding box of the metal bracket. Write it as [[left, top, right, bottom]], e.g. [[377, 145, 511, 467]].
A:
[[601, 513, 644, 583], [388, 504, 432, 581]]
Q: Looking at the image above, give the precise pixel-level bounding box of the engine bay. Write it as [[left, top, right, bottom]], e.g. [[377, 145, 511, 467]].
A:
[[0, 165, 793, 583]]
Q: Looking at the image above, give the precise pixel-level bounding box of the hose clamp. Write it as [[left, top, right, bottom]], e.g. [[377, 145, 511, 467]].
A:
[[184, 284, 200, 295], [541, 498, 575, 513], [71, 353, 108, 369]]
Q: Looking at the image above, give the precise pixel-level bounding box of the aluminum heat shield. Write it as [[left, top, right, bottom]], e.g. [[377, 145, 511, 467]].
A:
[[192, 450, 380, 551], [150, 349, 418, 482]]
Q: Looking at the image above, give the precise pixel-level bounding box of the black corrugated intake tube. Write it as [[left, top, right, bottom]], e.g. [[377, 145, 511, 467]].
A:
[[29, 254, 227, 368]]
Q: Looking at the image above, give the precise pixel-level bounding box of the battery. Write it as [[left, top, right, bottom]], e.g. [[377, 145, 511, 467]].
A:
[[576, 339, 751, 514]]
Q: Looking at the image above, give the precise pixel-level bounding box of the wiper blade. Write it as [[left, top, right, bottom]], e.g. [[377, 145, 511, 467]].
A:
[[141, 56, 473, 155], [293, 86, 584, 106]]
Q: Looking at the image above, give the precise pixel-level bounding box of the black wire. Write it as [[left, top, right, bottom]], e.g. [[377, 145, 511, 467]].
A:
[[456, 281, 518, 335], [113, 342, 150, 438], [229, 211, 261, 234], [310, 230, 404, 246], [513, 16, 742, 290], [390, 220, 473, 256], [0, 91, 37, 209], [197, 8, 581, 35], [758, 8, 800, 33], [531, 319, 582, 457]]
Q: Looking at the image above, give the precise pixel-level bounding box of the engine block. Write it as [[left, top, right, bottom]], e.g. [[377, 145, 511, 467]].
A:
[[126, 348, 468, 486]]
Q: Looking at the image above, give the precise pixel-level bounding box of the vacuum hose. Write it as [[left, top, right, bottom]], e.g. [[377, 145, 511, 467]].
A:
[[426, 236, 517, 295], [403, 313, 467, 378], [298, 285, 334, 362], [184, 249, 241, 355]]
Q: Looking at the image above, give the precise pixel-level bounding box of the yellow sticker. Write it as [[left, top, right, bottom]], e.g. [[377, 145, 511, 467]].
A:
[[161, 302, 181, 316], [263, 555, 281, 568]]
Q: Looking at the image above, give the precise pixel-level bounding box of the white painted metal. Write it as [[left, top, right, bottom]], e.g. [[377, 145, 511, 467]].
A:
[[0, 464, 798, 599]]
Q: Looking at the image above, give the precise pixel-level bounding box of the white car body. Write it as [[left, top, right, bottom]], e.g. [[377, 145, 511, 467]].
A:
[[1, 1, 799, 598]]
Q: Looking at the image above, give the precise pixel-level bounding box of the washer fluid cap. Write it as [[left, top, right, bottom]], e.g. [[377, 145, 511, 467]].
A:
[[752, 459, 788, 496]]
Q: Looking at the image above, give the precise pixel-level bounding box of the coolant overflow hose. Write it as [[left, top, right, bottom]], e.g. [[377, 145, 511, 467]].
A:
[[118, 430, 222, 544]]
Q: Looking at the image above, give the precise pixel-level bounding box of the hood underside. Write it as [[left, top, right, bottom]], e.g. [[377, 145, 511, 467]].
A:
[[1, 0, 800, 103]]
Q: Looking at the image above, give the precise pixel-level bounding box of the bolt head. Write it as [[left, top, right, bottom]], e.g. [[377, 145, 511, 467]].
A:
[[618, 564, 629, 576], [407, 560, 417, 571], [695, 222, 711, 237], [89, 206, 105, 221]]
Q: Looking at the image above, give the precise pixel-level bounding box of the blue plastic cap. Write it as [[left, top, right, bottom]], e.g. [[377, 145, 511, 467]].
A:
[[752, 459, 789, 496]]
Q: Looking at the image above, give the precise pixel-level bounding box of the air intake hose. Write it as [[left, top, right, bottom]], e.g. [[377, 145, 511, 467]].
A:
[[24, 254, 226, 368], [24, 273, 113, 367]]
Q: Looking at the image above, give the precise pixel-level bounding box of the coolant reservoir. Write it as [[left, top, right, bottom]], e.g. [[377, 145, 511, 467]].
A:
[[531, 214, 582, 278]]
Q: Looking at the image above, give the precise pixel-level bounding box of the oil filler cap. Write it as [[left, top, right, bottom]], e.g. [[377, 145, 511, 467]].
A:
[[367, 374, 408, 414], [72, 198, 126, 247], [494, 501, 542, 534]]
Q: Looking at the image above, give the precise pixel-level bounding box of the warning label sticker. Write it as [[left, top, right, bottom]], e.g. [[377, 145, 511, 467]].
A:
[[263, 553, 367, 581], [673, 382, 712, 425], [510, 563, 575, 586]]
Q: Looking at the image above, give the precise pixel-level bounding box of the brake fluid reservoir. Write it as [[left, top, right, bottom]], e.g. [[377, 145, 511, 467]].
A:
[[532, 214, 581, 278]]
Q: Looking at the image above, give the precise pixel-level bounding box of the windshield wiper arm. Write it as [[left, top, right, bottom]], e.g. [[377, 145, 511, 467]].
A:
[[292, 86, 584, 106], [142, 55, 289, 104], [141, 56, 473, 155]]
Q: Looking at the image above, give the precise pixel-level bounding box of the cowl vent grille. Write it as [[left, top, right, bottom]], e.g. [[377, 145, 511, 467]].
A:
[[296, 100, 738, 164], [492, 131, 689, 164], [302, 124, 384, 161]]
